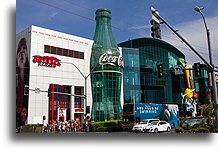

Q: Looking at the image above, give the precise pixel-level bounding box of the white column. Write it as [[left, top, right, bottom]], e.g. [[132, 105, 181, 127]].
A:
[[71, 86, 75, 120]]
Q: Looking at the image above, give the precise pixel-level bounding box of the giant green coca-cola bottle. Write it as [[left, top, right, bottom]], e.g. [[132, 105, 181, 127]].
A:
[[90, 8, 124, 121]]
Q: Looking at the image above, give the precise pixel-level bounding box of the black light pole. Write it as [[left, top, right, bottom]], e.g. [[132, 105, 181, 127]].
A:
[[194, 7, 213, 64], [194, 6, 218, 128]]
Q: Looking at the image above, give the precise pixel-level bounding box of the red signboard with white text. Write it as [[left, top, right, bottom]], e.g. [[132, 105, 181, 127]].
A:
[[32, 55, 61, 68]]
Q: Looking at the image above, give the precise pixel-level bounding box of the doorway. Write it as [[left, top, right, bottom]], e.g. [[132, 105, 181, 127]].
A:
[[48, 84, 71, 123]]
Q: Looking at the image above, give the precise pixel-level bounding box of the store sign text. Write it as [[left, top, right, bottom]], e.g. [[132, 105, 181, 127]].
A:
[[33, 55, 61, 68], [136, 105, 159, 114], [99, 53, 124, 68]]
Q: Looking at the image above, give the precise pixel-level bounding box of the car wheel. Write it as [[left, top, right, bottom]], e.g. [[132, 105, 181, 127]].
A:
[[154, 128, 158, 133], [167, 127, 170, 132]]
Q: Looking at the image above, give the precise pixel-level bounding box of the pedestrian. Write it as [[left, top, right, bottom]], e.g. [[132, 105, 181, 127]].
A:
[[73, 121, 77, 132], [49, 122, 54, 132], [65, 122, 69, 133], [44, 124, 49, 133], [69, 120, 72, 132], [71, 120, 74, 132], [51, 121, 55, 132], [56, 122, 61, 133], [61, 123, 65, 133]]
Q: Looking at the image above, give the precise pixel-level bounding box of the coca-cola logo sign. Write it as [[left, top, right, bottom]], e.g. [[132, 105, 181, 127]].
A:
[[99, 53, 124, 68], [33, 55, 61, 68]]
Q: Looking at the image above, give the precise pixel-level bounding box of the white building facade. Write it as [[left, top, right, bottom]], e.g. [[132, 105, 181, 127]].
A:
[[16, 25, 96, 126], [16, 25, 124, 126]]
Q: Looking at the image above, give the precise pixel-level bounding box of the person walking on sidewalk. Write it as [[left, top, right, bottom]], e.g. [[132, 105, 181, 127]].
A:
[[73, 121, 77, 132]]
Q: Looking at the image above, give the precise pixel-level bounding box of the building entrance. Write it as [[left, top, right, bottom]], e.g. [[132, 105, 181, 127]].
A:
[[48, 84, 71, 123], [58, 107, 66, 122], [74, 113, 83, 127]]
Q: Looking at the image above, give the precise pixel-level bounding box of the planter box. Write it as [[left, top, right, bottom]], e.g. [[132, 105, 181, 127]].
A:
[[20, 125, 44, 133]]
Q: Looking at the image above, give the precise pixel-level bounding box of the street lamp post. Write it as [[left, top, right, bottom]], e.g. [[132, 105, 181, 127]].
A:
[[194, 7, 213, 64], [194, 6, 218, 128], [60, 61, 90, 129]]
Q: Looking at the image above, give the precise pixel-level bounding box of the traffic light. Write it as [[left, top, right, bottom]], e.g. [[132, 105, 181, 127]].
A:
[[48, 88, 51, 97], [150, 10, 161, 39], [193, 62, 201, 77], [150, 20, 161, 39], [86, 106, 90, 114], [157, 64, 164, 78]]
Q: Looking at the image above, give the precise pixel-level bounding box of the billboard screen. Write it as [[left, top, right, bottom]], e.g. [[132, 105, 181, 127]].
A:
[[135, 103, 180, 127], [16, 30, 30, 127]]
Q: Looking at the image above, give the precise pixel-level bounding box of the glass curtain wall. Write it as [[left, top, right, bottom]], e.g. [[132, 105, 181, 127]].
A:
[[194, 68, 209, 104], [119, 38, 185, 104], [122, 48, 141, 104]]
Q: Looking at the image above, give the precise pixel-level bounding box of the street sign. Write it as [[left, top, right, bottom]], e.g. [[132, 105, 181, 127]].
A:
[[35, 88, 41, 93], [24, 85, 29, 95], [174, 65, 184, 75]]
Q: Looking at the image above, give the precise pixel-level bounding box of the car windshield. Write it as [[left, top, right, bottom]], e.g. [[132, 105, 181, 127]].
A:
[[150, 121, 159, 125], [142, 120, 148, 124]]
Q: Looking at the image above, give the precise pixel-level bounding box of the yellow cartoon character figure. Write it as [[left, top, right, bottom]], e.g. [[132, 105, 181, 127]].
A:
[[183, 88, 194, 105]]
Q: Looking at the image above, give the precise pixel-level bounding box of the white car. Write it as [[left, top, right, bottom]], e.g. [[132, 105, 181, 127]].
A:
[[144, 121, 171, 133], [132, 119, 160, 133]]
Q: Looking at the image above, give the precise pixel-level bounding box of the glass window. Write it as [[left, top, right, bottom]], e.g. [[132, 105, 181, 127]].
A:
[[124, 72, 140, 85], [74, 51, 79, 58], [75, 97, 82, 108], [46, 45, 84, 60], [69, 50, 74, 57], [74, 86, 84, 108], [80, 52, 84, 59], [44, 45, 51, 53], [51, 47, 56, 54], [57, 48, 62, 55], [151, 121, 159, 125], [63, 49, 68, 56]]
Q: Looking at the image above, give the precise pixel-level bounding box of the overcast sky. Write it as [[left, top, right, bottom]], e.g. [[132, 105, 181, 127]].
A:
[[16, 0, 218, 65]]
